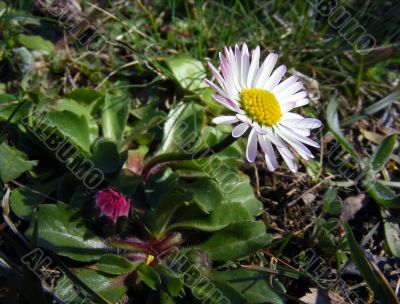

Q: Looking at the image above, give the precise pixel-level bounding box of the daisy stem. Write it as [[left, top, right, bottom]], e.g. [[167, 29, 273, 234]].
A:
[[142, 134, 238, 178]]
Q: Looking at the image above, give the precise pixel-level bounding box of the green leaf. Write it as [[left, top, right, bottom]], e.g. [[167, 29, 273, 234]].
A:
[[18, 34, 55, 55], [91, 139, 126, 174], [341, 90, 400, 127], [65, 88, 103, 106], [101, 93, 129, 144], [165, 57, 206, 92], [176, 134, 261, 216], [323, 199, 342, 215], [0, 94, 30, 123], [25, 203, 107, 262], [322, 187, 341, 215], [145, 191, 190, 237], [46, 110, 92, 153], [125, 106, 166, 144], [211, 269, 285, 304], [343, 222, 399, 304], [224, 172, 263, 216], [370, 134, 397, 172], [323, 187, 337, 204], [0, 143, 37, 183], [137, 263, 162, 290], [168, 202, 252, 232], [326, 98, 360, 161], [55, 269, 126, 304], [10, 179, 59, 220], [145, 168, 178, 208], [191, 280, 247, 304], [55, 98, 99, 142], [199, 221, 271, 261], [109, 168, 142, 198], [381, 208, 400, 257], [178, 177, 224, 213], [365, 181, 400, 208], [154, 264, 184, 297], [159, 101, 204, 153], [96, 254, 139, 275]]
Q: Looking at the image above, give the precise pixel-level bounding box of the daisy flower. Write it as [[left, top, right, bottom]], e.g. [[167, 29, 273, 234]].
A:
[[95, 187, 131, 222], [205, 43, 322, 172]]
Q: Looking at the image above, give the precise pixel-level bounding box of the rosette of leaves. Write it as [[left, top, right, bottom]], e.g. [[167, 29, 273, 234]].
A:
[[4, 65, 285, 303]]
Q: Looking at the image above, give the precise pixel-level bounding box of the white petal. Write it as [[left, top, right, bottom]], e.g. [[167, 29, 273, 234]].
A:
[[258, 134, 277, 171], [277, 81, 303, 99], [278, 124, 320, 149], [236, 113, 249, 122], [281, 91, 308, 103], [247, 46, 260, 88], [281, 112, 304, 120], [232, 122, 249, 138], [295, 98, 309, 108], [271, 76, 298, 95], [290, 128, 311, 137], [207, 62, 225, 88], [253, 122, 267, 134], [212, 94, 239, 112], [246, 129, 258, 162], [263, 65, 287, 91], [284, 118, 322, 129], [205, 79, 230, 100], [280, 102, 296, 113], [240, 44, 250, 88], [219, 53, 238, 99], [234, 45, 242, 85], [225, 47, 241, 92], [263, 127, 286, 148], [275, 126, 314, 160], [278, 148, 298, 172], [254, 53, 278, 88], [212, 116, 239, 125], [268, 127, 294, 159], [279, 146, 295, 160]]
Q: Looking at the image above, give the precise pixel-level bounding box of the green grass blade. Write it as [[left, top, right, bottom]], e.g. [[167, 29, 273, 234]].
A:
[[343, 221, 399, 304], [370, 134, 397, 172], [326, 98, 360, 161], [341, 90, 400, 127]]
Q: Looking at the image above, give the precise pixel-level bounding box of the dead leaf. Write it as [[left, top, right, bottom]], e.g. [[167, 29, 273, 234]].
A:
[[302, 192, 316, 205], [300, 288, 347, 304], [340, 194, 365, 221]]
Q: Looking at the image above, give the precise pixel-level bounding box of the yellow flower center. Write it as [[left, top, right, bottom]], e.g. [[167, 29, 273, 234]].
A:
[[240, 88, 282, 126], [146, 255, 155, 265]]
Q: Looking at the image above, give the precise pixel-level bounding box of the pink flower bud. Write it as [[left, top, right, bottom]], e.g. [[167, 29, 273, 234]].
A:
[[95, 188, 131, 222]]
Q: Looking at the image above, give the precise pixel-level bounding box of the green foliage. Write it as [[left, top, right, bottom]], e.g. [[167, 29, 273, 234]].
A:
[[343, 222, 399, 304], [381, 208, 400, 257], [322, 187, 342, 215], [159, 101, 204, 153], [17, 34, 55, 55], [365, 181, 400, 208], [0, 142, 37, 182], [101, 93, 130, 145], [1, 0, 399, 303], [137, 263, 162, 290], [211, 269, 286, 304], [10, 179, 59, 220], [45, 110, 92, 153], [55, 269, 127, 304], [326, 98, 359, 161], [96, 254, 140, 275], [199, 221, 271, 261], [165, 57, 207, 92], [25, 203, 107, 262], [370, 134, 397, 172]]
